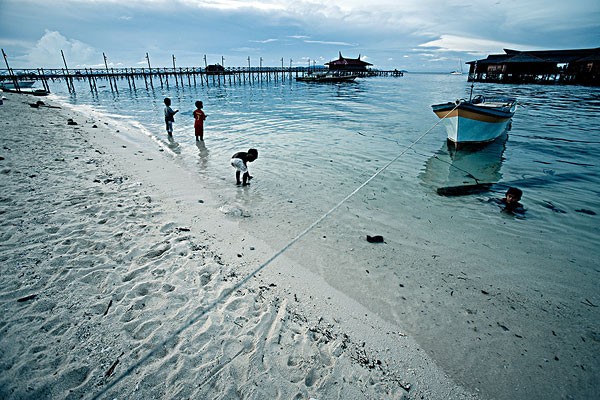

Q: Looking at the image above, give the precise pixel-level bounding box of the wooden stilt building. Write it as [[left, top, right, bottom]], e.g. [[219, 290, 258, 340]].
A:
[[467, 47, 600, 86], [325, 52, 372, 74]]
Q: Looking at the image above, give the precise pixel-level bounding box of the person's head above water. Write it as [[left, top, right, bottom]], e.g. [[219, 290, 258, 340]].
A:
[[505, 187, 522, 205]]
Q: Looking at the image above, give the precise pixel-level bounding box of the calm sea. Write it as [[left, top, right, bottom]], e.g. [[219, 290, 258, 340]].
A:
[[47, 73, 599, 398], [46, 74, 600, 269]]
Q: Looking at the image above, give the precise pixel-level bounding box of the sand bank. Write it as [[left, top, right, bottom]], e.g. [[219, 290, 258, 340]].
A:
[[0, 92, 477, 399]]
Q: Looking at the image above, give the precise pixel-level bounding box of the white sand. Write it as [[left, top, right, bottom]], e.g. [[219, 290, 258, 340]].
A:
[[0, 92, 478, 399]]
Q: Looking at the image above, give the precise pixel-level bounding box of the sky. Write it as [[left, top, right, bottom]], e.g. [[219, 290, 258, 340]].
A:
[[0, 0, 599, 72]]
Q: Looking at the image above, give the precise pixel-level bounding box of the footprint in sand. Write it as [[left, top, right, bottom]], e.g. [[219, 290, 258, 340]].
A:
[[132, 320, 162, 340], [162, 283, 175, 292], [143, 243, 171, 259], [199, 272, 212, 286], [57, 366, 91, 393], [304, 368, 317, 387]]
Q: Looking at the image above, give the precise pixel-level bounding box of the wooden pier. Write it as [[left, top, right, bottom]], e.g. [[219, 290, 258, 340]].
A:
[[0, 66, 404, 94]]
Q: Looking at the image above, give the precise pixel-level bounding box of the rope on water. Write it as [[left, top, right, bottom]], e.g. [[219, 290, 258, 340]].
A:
[[92, 101, 461, 399]]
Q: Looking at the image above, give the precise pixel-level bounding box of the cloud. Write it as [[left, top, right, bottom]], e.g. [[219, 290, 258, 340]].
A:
[[0, 38, 33, 49], [180, 0, 285, 11], [419, 35, 533, 56], [232, 47, 262, 53], [304, 40, 357, 47], [251, 39, 279, 43], [1, 0, 597, 71], [23, 30, 98, 68]]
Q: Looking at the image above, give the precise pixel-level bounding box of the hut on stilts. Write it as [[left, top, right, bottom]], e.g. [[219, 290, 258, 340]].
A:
[[467, 48, 600, 86]]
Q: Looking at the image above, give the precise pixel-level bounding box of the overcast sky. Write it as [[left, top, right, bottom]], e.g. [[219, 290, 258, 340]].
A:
[[1, 0, 598, 72]]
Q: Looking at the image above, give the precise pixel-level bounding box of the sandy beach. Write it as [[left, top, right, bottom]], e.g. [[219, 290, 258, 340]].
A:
[[0, 92, 482, 399]]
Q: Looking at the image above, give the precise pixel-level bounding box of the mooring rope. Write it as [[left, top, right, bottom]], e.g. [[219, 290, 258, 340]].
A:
[[92, 101, 461, 398]]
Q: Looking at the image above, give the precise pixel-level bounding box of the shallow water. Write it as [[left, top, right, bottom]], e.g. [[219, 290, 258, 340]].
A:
[[49, 73, 600, 270], [47, 74, 600, 398]]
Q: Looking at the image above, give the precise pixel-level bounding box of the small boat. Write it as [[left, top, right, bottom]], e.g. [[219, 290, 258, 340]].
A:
[[450, 58, 463, 75], [431, 94, 517, 148], [0, 80, 36, 90], [296, 72, 357, 83], [0, 87, 49, 96]]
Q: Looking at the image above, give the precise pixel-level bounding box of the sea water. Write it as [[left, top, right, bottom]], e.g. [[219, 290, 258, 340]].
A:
[[47, 74, 599, 398]]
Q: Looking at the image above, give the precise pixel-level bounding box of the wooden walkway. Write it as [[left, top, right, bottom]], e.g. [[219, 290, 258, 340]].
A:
[[0, 67, 404, 94]]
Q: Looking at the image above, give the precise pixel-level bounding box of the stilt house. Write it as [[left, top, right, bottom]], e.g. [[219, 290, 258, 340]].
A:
[[325, 52, 372, 74], [467, 48, 600, 86]]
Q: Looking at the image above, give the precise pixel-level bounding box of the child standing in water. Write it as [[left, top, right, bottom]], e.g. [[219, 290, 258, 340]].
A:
[[163, 97, 179, 136], [193, 100, 207, 141], [231, 148, 258, 186]]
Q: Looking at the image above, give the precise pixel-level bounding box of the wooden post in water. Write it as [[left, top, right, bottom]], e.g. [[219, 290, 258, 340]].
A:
[[103, 53, 114, 92], [88, 68, 94, 92], [130, 68, 136, 90], [142, 68, 148, 90], [146, 53, 154, 89], [111, 68, 118, 93], [126, 69, 132, 90], [205, 55, 211, 85], [38, 68, 48, 91], [86, 68, 97, 93], [61, 50, 74, 93], [247, 57, 251, 84], [172, 55, 178, 87], [85, 68, 93, 92], [37, 68, 44, 91]]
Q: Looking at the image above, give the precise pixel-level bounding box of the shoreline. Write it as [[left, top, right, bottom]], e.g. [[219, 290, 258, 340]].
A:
[[0, 92, 477, 398]]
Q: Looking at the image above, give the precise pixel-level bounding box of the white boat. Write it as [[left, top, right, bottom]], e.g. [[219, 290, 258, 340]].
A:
[[450, 58, 463, 75], [431, 95, 517, 148], [296, 72, 357, 83], [0, 80, 36, 90]]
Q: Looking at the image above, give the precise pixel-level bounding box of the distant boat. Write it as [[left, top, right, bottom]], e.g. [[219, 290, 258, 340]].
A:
[[0, 80, 48, 96], [431, 94, 517, 148], [0, 80, 36, 90], [296, 72, 358, 83], [450, 59, 463, 75], [0, 87, 49, 96]]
